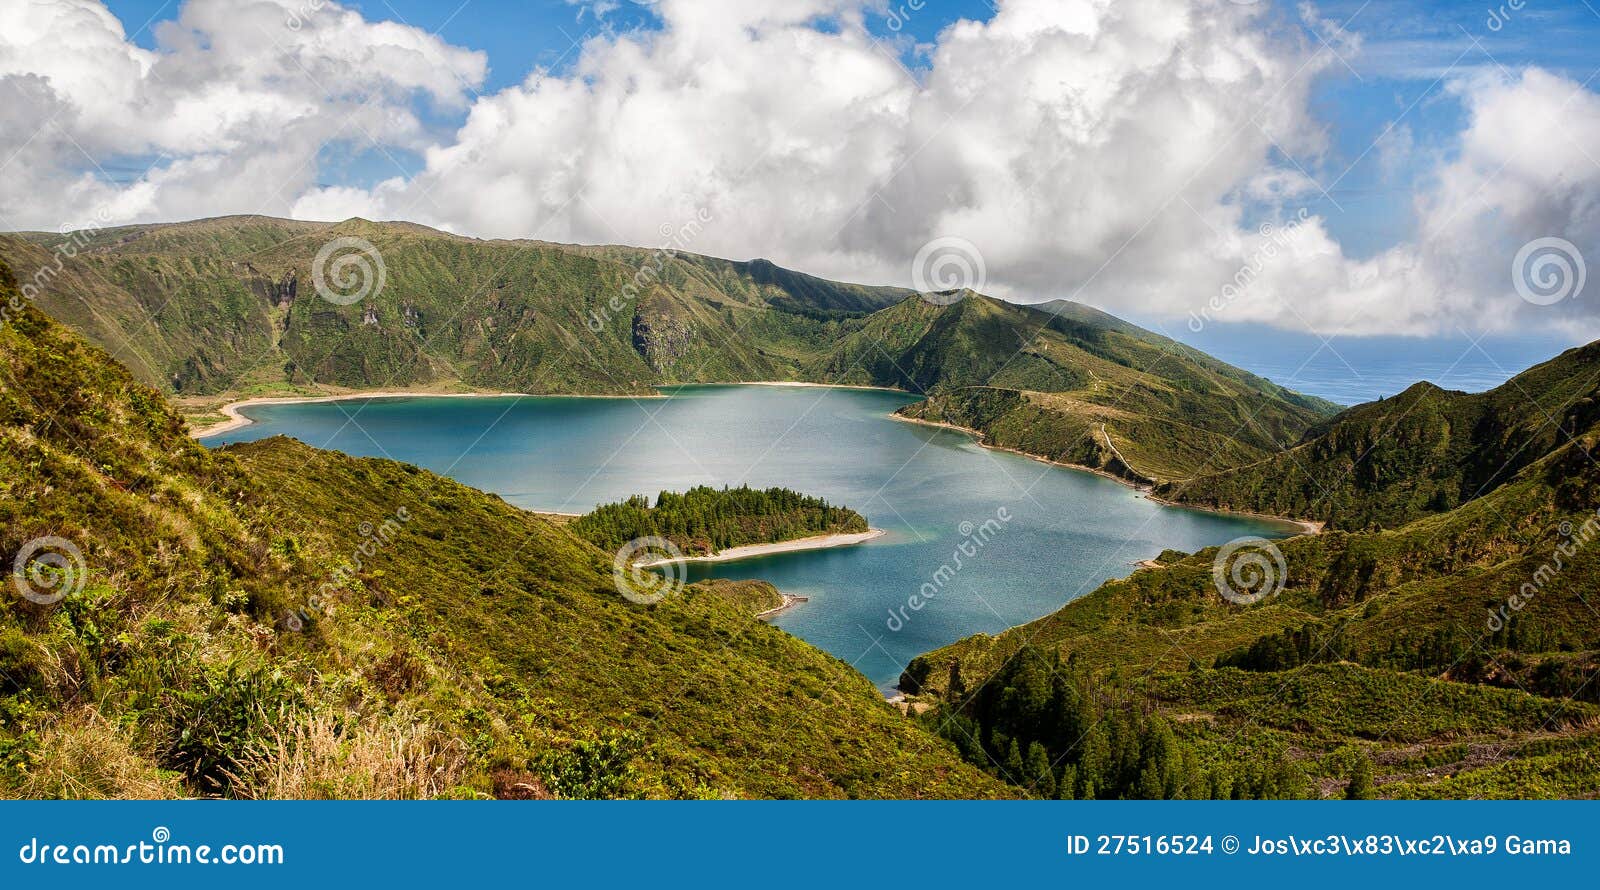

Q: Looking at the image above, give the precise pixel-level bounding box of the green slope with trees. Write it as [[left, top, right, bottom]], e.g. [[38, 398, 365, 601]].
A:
[[0, 216, 907, 403], [1155, 342, 1600, 529], [0, 259, 1005, 800], [903, 385, 1600, 798], [883, 295, 1338, 483]]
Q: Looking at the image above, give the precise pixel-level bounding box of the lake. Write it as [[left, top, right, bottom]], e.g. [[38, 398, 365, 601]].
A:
[[206, 385, 1294, 690]]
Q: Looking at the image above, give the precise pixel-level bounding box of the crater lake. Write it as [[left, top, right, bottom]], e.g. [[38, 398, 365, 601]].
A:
[[205, 384, 1297, 690]]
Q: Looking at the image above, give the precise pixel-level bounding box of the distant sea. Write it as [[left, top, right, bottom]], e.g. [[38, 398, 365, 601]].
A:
[[1164, 323, 1583, 406]]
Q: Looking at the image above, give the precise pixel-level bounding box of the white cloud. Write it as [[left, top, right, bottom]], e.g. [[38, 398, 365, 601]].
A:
[[296, 0, 1335, 310], [3, 0, 1598, 339], [0, 0, 484, 228], [1214, 68, 1600, 335]]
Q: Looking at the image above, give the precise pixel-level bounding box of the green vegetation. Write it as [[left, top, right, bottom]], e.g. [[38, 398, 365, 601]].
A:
[[885, 296, 1338, 484], [1157, 345, 1600, 529], [0, 259, 1005, 800], [905, 379, 1600, 798], [15, 214, 1600, 800], [921, 646, 1317, 799], [570, 485, 867, 556], [0, 216, 903, 405]]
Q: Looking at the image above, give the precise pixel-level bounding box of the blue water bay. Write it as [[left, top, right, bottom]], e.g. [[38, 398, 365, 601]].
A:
[[207, 385, 1294, 689]]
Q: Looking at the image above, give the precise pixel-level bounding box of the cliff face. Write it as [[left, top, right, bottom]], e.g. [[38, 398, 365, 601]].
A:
[[631, 310, 696, 373]]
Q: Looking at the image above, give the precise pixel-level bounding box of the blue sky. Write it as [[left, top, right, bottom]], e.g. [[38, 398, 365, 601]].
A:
[[97, 0, 1600, 258], [7, 0, 1595, 373], [101, 0, 1010, 191]]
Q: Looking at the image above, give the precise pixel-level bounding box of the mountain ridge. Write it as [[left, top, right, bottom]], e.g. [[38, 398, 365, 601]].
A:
[[1154, 340, 1600, 529], [3, 214, 1339, 490]]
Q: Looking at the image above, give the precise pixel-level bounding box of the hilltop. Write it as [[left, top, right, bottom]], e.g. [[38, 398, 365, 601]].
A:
[[884, 295, 1337, 483], [0, 215, 907, 403]]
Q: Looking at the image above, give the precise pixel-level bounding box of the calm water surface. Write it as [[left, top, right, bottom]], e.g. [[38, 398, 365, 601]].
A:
[[208, 385, 1292, 689]]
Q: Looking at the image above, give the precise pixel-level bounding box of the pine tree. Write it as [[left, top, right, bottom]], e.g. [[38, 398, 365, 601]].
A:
[[1056, 764, 1077, 800], [1025, 741, 1055, 799], [1003, 738, 1024, 783], [1344, 755, 1377, 800]]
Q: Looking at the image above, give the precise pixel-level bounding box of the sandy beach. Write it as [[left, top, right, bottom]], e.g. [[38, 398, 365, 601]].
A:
[[755, 593, 809, 620], [728, 381, 908, 393], [190, 390, 531, 439], [637, 528, 886, 567]]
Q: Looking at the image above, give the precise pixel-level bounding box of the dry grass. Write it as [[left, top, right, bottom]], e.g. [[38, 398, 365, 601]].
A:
[[6, 710, 182, 800], [237, 710, 470, 799]]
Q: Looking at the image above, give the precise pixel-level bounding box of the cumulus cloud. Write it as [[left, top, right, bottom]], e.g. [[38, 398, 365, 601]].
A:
[[1216, 68, 1600, 335], [295, 0, 1337, 310], [0, 0, 484, 228], [2, 0, 1598, 338]]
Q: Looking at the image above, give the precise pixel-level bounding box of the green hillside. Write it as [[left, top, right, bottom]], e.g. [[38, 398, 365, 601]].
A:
[[3, 217, 1335, 491], [884, 296, 1337, 483], [903, 395, 1600, 798], [11, 213, 1600, 800], [0, 259, 1005, 800], [1, 216, 907, 405], [1156, 343, 1600, 529]]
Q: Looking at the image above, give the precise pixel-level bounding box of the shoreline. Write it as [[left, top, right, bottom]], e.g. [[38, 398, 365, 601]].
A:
[[718, 381, 909, 393], [891, 412, 1323, 536], [189, 380, 901, 439], [188, 388, 674, 439], [191, 390, 531, 438], [755, 593, 809, 621], [638, 528, 886, 568]]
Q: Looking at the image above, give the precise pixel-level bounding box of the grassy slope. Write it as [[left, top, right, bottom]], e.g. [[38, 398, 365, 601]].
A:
[[1156, 343, 1600, 529], [1, 216, 907, 403], [0, 260, 1004, 799], [876, 296, 1337, 483], [904, 410, 1600, 797]]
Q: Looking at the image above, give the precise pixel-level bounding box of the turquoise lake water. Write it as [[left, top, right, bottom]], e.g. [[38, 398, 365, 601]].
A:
[[206, 385, 1293, 690]]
